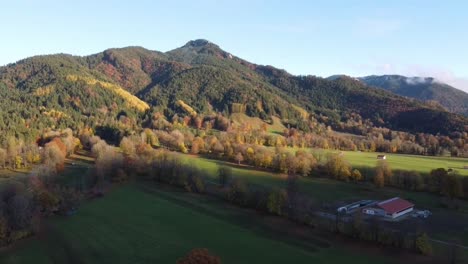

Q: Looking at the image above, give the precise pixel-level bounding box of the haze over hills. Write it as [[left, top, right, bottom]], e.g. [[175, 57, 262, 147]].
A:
[[359, 75, 468, 116], [0, 39, 467, 142]]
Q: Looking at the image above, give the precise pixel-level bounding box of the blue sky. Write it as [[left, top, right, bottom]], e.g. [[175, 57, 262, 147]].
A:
[[2, 0, 468, 91]]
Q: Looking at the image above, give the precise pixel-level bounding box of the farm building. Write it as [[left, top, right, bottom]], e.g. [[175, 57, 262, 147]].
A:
[[337, 200, 376, 214], [362, 197, 414, 219], [377, 155, 386, 160]]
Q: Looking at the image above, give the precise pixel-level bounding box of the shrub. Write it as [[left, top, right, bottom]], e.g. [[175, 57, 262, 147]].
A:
[[227, 178, 249, 206], [267, 189, 288, 216], [415, 233, 433, 256], [177, 248, 221, 264]]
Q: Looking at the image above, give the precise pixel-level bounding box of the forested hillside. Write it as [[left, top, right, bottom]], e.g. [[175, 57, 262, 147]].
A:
[[359, 75, 468, 116], [0, 39, 467, 145]]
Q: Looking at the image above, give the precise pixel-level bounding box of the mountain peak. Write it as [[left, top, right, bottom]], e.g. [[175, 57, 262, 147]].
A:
[[184, 39, 216, 48], [167, 39, 230, 63]]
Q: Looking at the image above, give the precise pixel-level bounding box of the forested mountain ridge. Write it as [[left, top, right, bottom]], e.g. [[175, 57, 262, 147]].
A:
[[0, 39, 467, 143], [359, 75, 468, 116]]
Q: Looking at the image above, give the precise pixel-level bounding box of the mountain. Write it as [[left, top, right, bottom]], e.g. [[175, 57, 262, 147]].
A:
[[359, 75, 468, 116], [0, 40, 467, 143]]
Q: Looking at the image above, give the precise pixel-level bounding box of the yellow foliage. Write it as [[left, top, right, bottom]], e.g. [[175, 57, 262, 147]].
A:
[[34, 85, 55, 96], [176, 100, 197, 116], [66, 75, 150, 112], [14, 155, 22, 169], [291, 104, 309, 119], [42, 109, 69, 119], [231, 103, 246, 114]]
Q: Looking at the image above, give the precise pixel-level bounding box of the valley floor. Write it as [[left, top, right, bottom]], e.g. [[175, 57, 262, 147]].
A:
[[1, 150, 467, 263], [0, 183, 432, 264]]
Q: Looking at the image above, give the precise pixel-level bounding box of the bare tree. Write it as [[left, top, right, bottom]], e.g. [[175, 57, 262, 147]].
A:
[[235, 152, 244, 165]]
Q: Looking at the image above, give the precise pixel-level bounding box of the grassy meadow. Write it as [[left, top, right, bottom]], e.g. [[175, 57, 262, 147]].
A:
[[184, 154, 463, 209], [315, 150, 468, 176], [0, 184, 396, 264], [0, 149, 467, 263]]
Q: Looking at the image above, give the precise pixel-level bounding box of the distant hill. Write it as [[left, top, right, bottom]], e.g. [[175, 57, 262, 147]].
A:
[[0, 40, 467, 142], [359, 75, 468, 116]]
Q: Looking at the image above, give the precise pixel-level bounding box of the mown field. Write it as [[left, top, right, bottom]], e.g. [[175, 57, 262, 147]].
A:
[[0, 184, 399, 264], [311, 149, 468, 176], [184, 154, 463, 209], [1, 150, 467, 263], [184, 154, 468, 249]]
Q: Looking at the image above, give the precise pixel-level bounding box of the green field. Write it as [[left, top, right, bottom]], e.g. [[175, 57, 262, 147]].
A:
[[184, 155, 465, 210], [312, 149, 468, 176], [181, 149, 468, 213], [2, 151, 467, 263], [0, 184, 395, 264]]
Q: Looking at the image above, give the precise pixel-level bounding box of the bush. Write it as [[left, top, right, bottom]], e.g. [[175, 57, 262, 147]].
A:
[[186, 174, 205, 194], [351, 169, 362, 182], [217, 166, 232, 187], [227, 178, 249, 206], [415, 233, 433, 256], [267, 189, 288, 216], [10, 229, 32, 242], [37, 190, 60, 215], [177, 248, 221, 264], [112, 168, 128, 182], [0, 217, 8, 244]]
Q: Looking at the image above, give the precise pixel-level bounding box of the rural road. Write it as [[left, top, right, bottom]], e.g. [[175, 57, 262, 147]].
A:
[[430, 239, 468, 250]]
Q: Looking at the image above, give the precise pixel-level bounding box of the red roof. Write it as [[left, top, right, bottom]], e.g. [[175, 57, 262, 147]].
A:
[[377, 197, 414, 214]]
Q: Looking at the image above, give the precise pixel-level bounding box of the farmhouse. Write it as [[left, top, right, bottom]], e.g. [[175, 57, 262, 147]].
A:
[[377, 155, 386, 160], [362, 197, 414, 219]]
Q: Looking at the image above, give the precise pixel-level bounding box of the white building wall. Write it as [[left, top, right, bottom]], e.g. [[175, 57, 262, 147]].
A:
[[391, 207, 414, 219]]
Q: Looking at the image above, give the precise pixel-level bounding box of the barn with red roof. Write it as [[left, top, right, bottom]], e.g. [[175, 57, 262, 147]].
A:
[[362, 197, 414, 219]]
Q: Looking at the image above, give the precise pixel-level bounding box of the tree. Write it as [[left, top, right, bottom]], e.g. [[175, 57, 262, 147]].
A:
[[61, 129, 78, 156], [177, 248, 221, 264], [442, 174, 463, 200], [95, 146, 124, 187], [227, 178, 249, 205], [190, 137, 205, 154], [374, 169, 385, 188], [286, 174, 299, 216], [447, 239, 462, 264], [37, 189, 60, 215], [429, 168, 448, 193], [267, 189, 288, 216], [235, 152, 244, 165], [0, 148, 6, 168], [43, 140, 66, 174], [120, 137, 136, 157], [415, 233, 432, 256], [376, 160, 392, 185], [0, 216, 8, 243], [217, 166, 232, 187], [325, 153, 351, 181], [352, 211, 363, 238], [7, 194, 33, 230], [351, 169, 363, 182]]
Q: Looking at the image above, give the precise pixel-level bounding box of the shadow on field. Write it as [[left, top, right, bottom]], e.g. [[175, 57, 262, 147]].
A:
[[138, 183, 330, 253], [38, 223, 85, 264]]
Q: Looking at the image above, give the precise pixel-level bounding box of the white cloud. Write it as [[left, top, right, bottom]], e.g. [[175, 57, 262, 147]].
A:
[[397, 65, 468, 93], [405, 76, 429, 85], [357, 63, 468, 93]]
